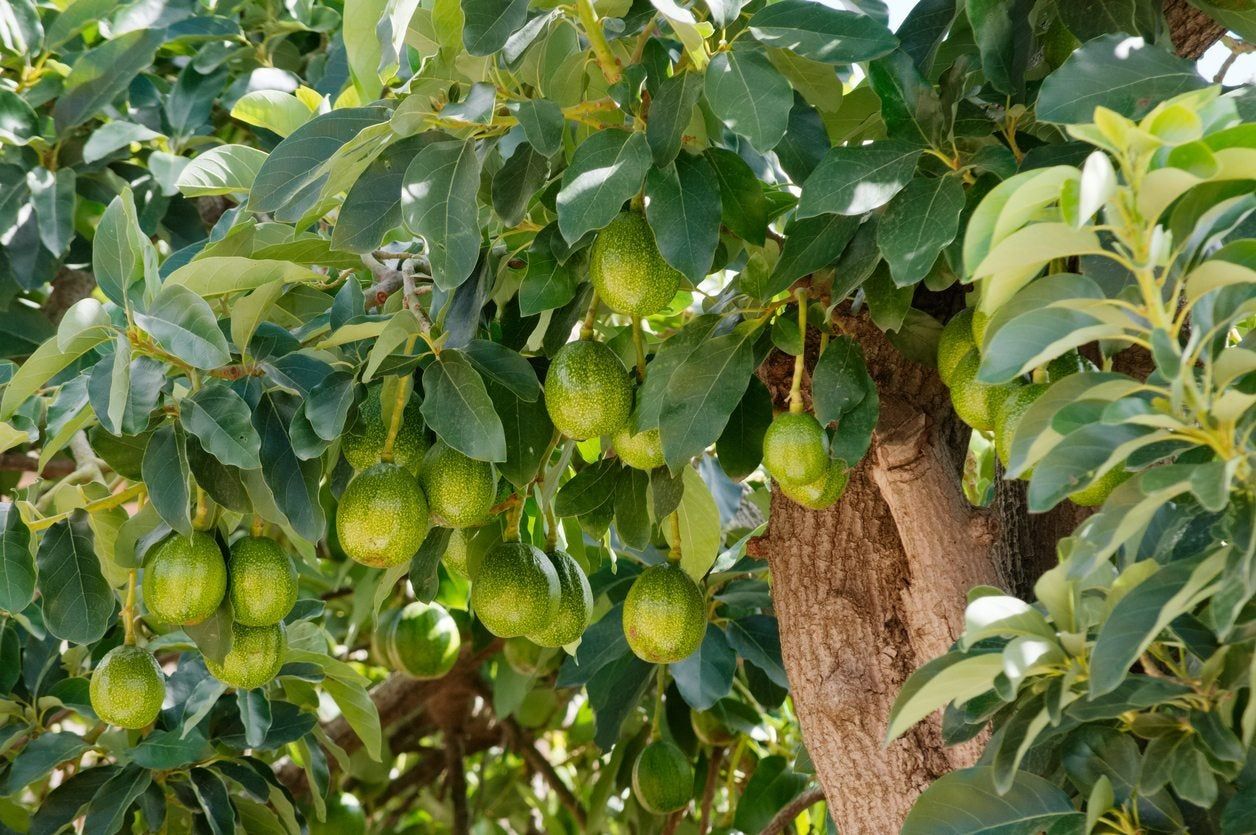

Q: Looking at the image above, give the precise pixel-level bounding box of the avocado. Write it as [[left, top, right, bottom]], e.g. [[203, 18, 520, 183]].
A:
[[89, 645, 165, 729], [948, 349, 1022, 433], [228, 536, 298, 627], [589, 212, 683, 316], [342, 384, 428, 471], [762, 412, 829, 487], [544, 340, 632, 440], [307, 793, 366, 835], [470, 541, 559, 638], [205, 621, 286, 690], [937, 309, 976, 383], [142, 532, 228, 626], [779, 458, 849, 510], [419, 442, 496, 528], [613, 425, 665, 471], [371, 607, 404, 668], [623, 563, 705, 664], [336, 462, 430, 568], [526, 549, 593, 648], [1068, 466, 1131, 507], [993, 383, 1048, 470], [632, 740, 694, 814], [390, 601, 460, 680]]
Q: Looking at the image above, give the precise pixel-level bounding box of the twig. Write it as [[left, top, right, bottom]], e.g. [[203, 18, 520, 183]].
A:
[[698, 746, 724, 835], [0, 454, 75, 477], [445, 732, 469, 835], [661, 811, 682, 835], [500, 717, 588, 828], [760, 786, 826, 835]]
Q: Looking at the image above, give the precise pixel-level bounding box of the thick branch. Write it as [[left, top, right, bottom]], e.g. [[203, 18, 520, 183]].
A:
[[42, 268, 95, 326], [445, 733, 469, 835], [0, 454, 76, 477], [698, 746, 724, 835], [1164, 0, 1226, 59]]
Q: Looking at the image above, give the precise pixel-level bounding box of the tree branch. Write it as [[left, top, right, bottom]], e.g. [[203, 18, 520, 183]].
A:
[[0, 454, 76, 477], [500, 716, 588, 828], [698, 746, 724, 835], [445, 732, 469, 835], [761, 786, 826, 835]]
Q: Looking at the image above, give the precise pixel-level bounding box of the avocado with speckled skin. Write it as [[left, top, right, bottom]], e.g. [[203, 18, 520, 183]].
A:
[[229, 536, 297, 627], [526, 549, 592, 648], [471, 541, 559, 638], [590, 213, 683, 316], [342, 384, 428, 471], [993, 383, 1048, 470], [947, 350, 1022, 433], [206, 621, 287, 689], [762, 412, 829, 486], [544, 340, 632, 440], [937, 308, 976, 384], [780, 458, 849, 510], [390, 601, 460, 680], [336, 462, 430, 568], [632, 740, 694, 814], [142, 532, 227, 626], [623, 563, 705, 664], [419, 442, 496, 528], [90, 645, 165, 729], [613, 425, 665, 470], [1069, 466, 1131, 507]]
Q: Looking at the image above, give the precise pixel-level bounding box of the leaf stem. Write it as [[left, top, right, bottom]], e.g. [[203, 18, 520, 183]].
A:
[[789, 288, 808, 414], [122, 570, 138, 646], [576, 0, 622, 85], [631, 318, 647, 383], [504, 499, 523, 542], [651, 665, 666, 738], [580, 291, 600, 340], [27, 483, 146, 532]]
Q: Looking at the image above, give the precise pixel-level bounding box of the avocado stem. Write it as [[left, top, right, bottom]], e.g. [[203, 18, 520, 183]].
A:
[[580, 291, 600, 341], [631, 318, 647, 383], [504, 500, 523, 542], [122, 570, 138, 646], [380, 371, 414, 463], [251, 515, 265, 537], [788, 288, 808, 414], [668, 512, 682, 561], [192, 486, 211, 530], [651, 666, 666, 738]]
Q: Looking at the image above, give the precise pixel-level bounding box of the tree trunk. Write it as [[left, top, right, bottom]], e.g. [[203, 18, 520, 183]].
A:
[[751, 312, 1081, 832]]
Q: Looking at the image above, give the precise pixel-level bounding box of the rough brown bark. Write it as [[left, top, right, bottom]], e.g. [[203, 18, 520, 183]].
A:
[[751, 312, 1080, 832], [1163, 0, 1226, 59]]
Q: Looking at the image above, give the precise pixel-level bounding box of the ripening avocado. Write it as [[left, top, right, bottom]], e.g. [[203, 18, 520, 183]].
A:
[[342, 384, 428, 472], [228, 536, 298, 627], [993, 383, 1048, 470], [947, 350, 1022, 433], [419, 442, 496, 528], [544, 340, 632, 440], [307, 793, 366, 835], [89, 645, 165, 729], [142, 532, 228, 626], [390, 601, 460, 680], [762, 412, 829, 487], [336, 462, 430, 568], [1068, 466, 1132, 507], [470, 541, 560, 638], [937, 308, 977, 384], [526, 549, 593, 648], [632, 740, 694, 815], [613, 425, 666, 471], [206, 621, 286, 690], [779, 458, 849, 510], [589, 212, 683, 316], [623, 563, 705, 664]]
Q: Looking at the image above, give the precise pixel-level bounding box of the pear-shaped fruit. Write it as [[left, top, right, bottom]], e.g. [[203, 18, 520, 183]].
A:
[[390, 601, 460, 680], [90, 645, 165, 729], [526, 549, 593, 648], [420, 442, 496, 528], [779, 459, 849, 510], [993, 383, 1048, 470], [762, 412, 829, 486], [623, 563, 705, 664], [205, 621, 286, 690], [336, 462, 430, 568], [228, 536, 297, 627], [471, 542, 559, 638], [1068, 466, 1131, 507], [589, 212, 683, 316], [632, 740, 694, 814], [947, 350, 1022, 433], [544, 340, 632, 440], [142, 532, 227, 626]]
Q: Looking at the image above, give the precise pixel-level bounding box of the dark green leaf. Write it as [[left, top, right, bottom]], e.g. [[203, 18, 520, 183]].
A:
[[797, 140, 922, 218], [189, 768, 234, 835], [725, 615, 788, 688], [520, 226, 579, 315], [0, 507, 35, 615], [967, 0, 1033, 98], [556, 130, 652, 244], [238, 689, 272, 748], [180, 384, 262, 470], [901, 767, 1083, 834], [768, 213, 860, 296], [704, 49, 793, 153], [36, 514, 113, 645], [29, 765, 118, 835], [142, 423, 192, 536], [671, 626, 736, 710], [646, 71, 704, 166], [133, 728, 213, 769], [747, 0, 897, 64], [401, 139, 483, 290], [509, 98, 564, 157], [92, 190, 145, 307], [707, 147, 767, 246], [733, 755, 809, 834], [421, 350, 507, 462], [253, 392, 325, 541], [555, 459, 621, 517], [645, 153, 721, 282], [876, 174, 965, 287], [461, 0, 529, 56], [866, 49, 947, 147], [492, 142, 548, 227], [715, 376, 772, 482], [134, 284, 231, 370], [1, 732, 90, 795], [586, 652, 654, 750], [27, 168, 75, 257], [53, 29, 163, 133], [812, 335, 874, 426], [83, 765, 152, 835], [463, 339, 540, 402], [333, 135, 430, 253]]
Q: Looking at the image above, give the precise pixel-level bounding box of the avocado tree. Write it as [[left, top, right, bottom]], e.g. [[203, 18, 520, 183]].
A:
[[0, 0, 1253, 832]]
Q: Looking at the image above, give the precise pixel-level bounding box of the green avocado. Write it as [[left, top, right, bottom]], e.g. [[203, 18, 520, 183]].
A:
[[471, 541, 559, 638], [544, 340, 632, 440], [526, 549, 593, 648], [336, 462, 430, 568], [307, 793, 366, 835], [937, 309, 976, 383], [142, 532, 228, 626], [589, 212, 683, 316], [779, 458, 849, 510], [762, 412, 829, 487], [390, 601, 460, 680], [228, 536, 298, 627], [419, 442, 496, 528], [613, 425, 665, 470], [371, 607, 404, 668], [1069, 466, 1131, 507], [206, 621, 286, 690], [623, 563, 705, 664], [342, 384, 428, 472], [690, 708, 736, 747], [632, 740, 694, 815], [948, 350, 1022, 433], [993, 382, 1048, 470], [89, 645, 165, 729]]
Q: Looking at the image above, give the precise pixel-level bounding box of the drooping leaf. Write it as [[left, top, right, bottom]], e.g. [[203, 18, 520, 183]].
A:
[[53, 29, 163, 132], [421, 350, 507, 463], [556, 130, 652, 244], [901, 767, 1083, 834], [876, 174, 966, 287], [180, 384, 263, 470], [644, 152, 721, 283], [401, 139, 483, 290], [0, 508, 35, 615], [142, 423, 192, 536], [797, 140, 922, 218], [133, 284, 232, 370], [36, 514, 113, 645]]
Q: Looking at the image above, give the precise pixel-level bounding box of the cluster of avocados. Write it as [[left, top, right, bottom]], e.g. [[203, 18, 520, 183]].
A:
[[90, 529, 298, 729], [938, 308, 1129, 504]]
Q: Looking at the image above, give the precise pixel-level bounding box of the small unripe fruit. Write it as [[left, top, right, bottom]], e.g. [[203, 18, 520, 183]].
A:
[[632, 740, 694, 814], [762, 412, 828, 486], [206, 622, 287, 690], [613, 426, 666, 471], [90, 645, 165, 729], [471, 542, 559, 638], [390, 601, 460, 680], [544, 341, 632, 440], [623, 563, 705, 664], [228, 536, 298, 627], [336, 463, 430, 568]]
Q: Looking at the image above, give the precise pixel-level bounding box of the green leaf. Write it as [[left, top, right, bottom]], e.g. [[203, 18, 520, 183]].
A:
[[867, 49, 947, 147], [970, 223, 1102, 279], [520, 227, 578, 315], [92, 189, 145, 308], [811, 335, 874, 427], [320, 675, 383, 762], [901, 767, 1084, 834], [509, 98, 564, 157], [2, 733, 91, 795], [725, 615, 788, 688], [797, 140, 922, 218], [556, 130, 652, 244], [768, 213, 860, 296], [665, 467, 722, 580], [26, 168, 75, 257], [1026, 423, 1157, 512], [967, 0, 1033, 98], [659, 323, 758, 470], [492, 142, 548, 226], [733, 754, 809, 834], [36, 514, 113, 645], [747, 0, 897, 64], [586, 652, 653, 750], [133, 728, 213, 769], [488, 377, 554, 489], [1090, 551, 1228, 697], [401, 139, 483, 290], [53, 29, 163, 133], [0, 509, 34, 614], [463, 339, 540, 402], [670, 625, 736, 710], [421, 350, 507, 463], [1037, 34, 1206, 124], [82, 121, 163, 164], [886, 651, 1004, 741], [134, 284, 232, 370], [176, 145, 268, 197], [165, 257, 323, 297], [180, 384, 263, 470], [189, 768, 233, 835], [334, 135, 431, 253], [876, 174, 965, 287], [229, 91, 312, 138], [715, 376, 772, 481], [253, 392, 325, 542], [704, 49, 793, 153], [142, 423, 192, 536], [644, 152, 721, 282], [646, 71, 704, 166], [461, 0, 528, 56], [82, 765, 152, 835]]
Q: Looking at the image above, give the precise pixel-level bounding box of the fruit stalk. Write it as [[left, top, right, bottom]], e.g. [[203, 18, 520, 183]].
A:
[[668, 512, 682, 561], [651, 666, 666, 737], [122, 570, 138, 646], [192, 486, 210, 529], [631, 318, 647, 382], [380, 374, 414, 463], [579, 291, 600, 340], [504, 498, 523, 542], [789, 288, 808, 414], [576, 0, 622, 85]]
